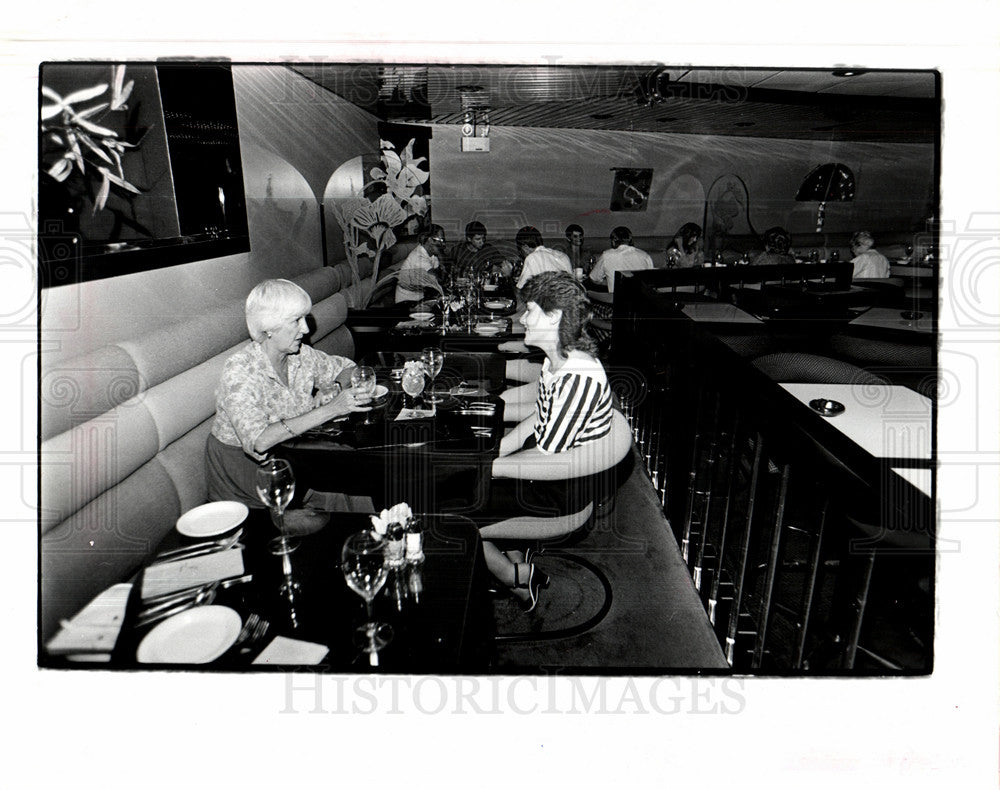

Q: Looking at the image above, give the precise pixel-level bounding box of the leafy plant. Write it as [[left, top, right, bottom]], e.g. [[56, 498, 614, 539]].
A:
[[330, 138, 430, 307], [40, 65, 145, 214]]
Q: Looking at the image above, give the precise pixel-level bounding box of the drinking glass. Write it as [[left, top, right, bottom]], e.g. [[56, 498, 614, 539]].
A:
[[401, 366, 426, 408], [341, 530, 393, 654], [255, 458, 298, 556], [421, 347, 445, 404], [351, 365, 377, 424]]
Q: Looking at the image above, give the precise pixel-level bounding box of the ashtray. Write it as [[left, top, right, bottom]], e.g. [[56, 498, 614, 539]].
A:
[[900, 310, 924, 321], [808, 398, 846, 417]]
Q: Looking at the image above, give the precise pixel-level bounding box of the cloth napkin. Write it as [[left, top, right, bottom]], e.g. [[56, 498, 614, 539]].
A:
[[46, 582, 133, 658], [252, 636, 329, 665], [140, 549, 245, 599], [395, 407, 435, 421]]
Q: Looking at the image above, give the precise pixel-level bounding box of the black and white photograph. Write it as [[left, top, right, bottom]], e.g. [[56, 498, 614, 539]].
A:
[[6, 4, 999, 787]]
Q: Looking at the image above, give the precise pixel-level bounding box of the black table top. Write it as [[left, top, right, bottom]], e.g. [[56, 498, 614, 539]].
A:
[[110, 510, 492, 672]]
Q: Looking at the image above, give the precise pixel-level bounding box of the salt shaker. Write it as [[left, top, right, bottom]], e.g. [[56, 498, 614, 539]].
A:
[[405, 517, 424, 563]]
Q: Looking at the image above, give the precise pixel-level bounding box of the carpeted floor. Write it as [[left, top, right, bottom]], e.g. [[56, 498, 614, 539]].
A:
[[492, 450, 729, 672]]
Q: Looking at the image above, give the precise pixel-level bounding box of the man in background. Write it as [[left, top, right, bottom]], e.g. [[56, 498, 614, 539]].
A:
[[588, 226, 654, 293]]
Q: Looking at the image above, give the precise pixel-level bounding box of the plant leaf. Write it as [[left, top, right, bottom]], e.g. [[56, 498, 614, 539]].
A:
[[40, 103, 63, 121], [63, 83, 108, 106], [75, 102, 109, 120], [74, 116, 117, 137], [79, 133, 113, 164], [99, 166, 141, 193], [47, 158, 73, 182], [111, 80, 134, 111], [41, 85, 63, 103], [94, 173, 111, 213]]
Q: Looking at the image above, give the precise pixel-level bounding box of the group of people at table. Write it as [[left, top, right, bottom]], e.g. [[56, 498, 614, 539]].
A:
[[391, 220, 893, 307], [208, 272, 612, 612], [206, 218, 894, 614]]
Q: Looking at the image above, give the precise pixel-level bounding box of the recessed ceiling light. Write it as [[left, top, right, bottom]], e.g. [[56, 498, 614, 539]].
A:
[[456, 85, 484, 92], [590, 113, 614, 120], [655, 117, 678, 122], [734, 121, 754, 127], [831, 69, 867, 78]]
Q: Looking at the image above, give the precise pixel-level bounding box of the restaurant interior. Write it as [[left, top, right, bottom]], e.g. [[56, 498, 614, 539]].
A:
[[38, 62, 938, 674]]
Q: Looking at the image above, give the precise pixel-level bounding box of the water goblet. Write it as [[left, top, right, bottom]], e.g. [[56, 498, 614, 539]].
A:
[[401, 365, 426, 409], [421, 347, 445, 405], [351, 365, 377, 424], [255, 457, 299, 557], [341, 530, 393, 655]]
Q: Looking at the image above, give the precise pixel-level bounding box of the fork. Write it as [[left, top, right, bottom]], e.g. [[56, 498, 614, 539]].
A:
[[152, 529, 244, 564], [238, 616, 270, 654]]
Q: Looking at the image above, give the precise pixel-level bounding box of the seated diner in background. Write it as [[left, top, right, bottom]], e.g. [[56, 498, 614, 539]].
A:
[[480, 271, 614, 610], [514, 225, 573, 289], [556, 223, 596, 274], [588, 225, 654, 293], [449, 220, 500, 280], [395, 225, 447, 303], [850, 230, 891, 278], [751, 226, 796, 266], [663, 222, 705, 268], [206, 279, 371, 507]]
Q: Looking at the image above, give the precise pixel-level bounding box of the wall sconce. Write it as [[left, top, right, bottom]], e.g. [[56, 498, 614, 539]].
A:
[[796, 162, 855, 232]]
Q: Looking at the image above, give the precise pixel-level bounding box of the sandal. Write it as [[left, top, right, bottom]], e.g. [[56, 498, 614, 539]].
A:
[[512, 561, 542, 613], [523, 548, 550, 589]]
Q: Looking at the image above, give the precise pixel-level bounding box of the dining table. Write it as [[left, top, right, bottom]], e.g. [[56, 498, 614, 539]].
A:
[[83, 508, 494, 672], [276, 350, 507, 514]]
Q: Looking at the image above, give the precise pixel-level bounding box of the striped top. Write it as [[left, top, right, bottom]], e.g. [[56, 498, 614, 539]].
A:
[[534, 351, 613, 454]]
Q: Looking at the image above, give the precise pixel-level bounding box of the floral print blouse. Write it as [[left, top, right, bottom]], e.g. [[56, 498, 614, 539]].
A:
[[211, 341, 354, 459]]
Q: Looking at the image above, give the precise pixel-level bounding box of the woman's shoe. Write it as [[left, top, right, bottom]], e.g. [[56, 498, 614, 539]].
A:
[[523, 548, 550, 589], [512, 562, 542, 613]]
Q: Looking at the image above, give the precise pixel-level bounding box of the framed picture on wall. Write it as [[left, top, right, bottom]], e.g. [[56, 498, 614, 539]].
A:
[[610, 167, 653, 212]]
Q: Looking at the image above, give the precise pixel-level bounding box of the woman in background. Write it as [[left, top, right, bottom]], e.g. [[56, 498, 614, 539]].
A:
[[664, 222, 704, 268], [751, 226, 796, 266]]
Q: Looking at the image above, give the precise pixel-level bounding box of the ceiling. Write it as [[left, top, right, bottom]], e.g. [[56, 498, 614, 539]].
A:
[[290, 64, 938, 144]]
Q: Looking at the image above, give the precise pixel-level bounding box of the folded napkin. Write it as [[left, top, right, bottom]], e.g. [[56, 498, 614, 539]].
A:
[[395, 407, 435, 421], [46, 582, 132, 657], [141, 549, 245, 600], [451, 384, 490, 397], [252, 635, 329, 665]]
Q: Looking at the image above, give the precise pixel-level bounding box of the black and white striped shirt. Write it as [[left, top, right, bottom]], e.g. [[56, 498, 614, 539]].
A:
[[534, 351, 613, 454]]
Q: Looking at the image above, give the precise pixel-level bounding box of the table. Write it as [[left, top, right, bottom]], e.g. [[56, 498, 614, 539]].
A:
[[846, 305, 934, 338], [681, 302, 764, 324], [778, 382, 933, 496], [277, 353, 506, 513], [108, 510, 492, 671]]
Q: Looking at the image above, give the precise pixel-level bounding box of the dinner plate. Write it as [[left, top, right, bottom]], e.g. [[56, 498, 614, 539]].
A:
[[482, 299, 512, 310], [370, 384, 389, 400], [176, 501, 249, 537], [474, 325, 502, 336], [409, 311, 435, 322], [136, 605, 242, 664]]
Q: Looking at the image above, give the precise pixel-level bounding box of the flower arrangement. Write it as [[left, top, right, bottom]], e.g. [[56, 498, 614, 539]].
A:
[[330, 138, 430, 307], [369, 501, 414, 540], [40, 65, 145, 215]]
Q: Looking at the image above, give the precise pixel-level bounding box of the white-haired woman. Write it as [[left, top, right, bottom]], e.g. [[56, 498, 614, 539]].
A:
[[206, 278, 370, 506]]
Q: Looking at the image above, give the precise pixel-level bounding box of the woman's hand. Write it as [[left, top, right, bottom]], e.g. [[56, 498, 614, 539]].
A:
[[321, 386, 372, 419]]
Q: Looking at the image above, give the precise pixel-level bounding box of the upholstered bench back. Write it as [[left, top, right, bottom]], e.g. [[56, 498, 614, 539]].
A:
[[40, 264, 363, 640]]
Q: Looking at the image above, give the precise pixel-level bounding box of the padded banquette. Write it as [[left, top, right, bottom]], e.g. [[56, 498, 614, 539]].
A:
[[40, 262, 366, 641]]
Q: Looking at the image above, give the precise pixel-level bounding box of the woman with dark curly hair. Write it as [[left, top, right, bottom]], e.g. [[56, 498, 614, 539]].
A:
[[752, 226, 796, 266], [481, 271, 615, 609]]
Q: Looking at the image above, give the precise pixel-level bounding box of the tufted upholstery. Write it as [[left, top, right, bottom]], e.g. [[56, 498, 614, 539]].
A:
[[39, 267, 361, 641]]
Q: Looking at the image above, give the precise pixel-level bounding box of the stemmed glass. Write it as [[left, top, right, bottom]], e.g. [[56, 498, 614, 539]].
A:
[[401, 364, 426, 408], [351, 365, 377, 424], [341, 530, 393, 657], [421, 347, 445, 405], [255, 458, 298, 557]]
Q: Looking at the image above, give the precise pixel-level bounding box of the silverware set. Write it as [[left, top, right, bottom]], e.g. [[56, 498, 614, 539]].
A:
[[150, 529, 245, 565], [136, 574, 253, 628], [233, 613, 270, 654]]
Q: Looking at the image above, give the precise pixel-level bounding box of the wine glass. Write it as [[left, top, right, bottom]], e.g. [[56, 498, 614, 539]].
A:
[[351, 365, 377, 424], [421, 347, 445, 405], [341, 530, 393, 655], [255, 458, 298, 556], [401, 365, 426, 408]]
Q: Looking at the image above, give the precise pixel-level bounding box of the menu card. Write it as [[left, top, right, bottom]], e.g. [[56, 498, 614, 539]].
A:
[[252, 636, 329, 665], [46, 583, 132, 658]]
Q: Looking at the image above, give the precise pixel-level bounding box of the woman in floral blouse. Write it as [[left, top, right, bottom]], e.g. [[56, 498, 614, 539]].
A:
[[206, 279, 369, 506]]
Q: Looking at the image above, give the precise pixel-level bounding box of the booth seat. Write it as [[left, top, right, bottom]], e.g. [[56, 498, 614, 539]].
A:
[[39, 262, 367, 641]]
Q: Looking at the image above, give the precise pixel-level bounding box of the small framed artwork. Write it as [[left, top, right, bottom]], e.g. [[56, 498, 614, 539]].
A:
[[610, 168, 653, 212]]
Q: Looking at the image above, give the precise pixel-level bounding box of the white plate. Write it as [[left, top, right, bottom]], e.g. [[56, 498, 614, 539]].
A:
[[371, 384, 389, 399], [483, 300, 512, 310], [409, 312, 435, 322], [136, 606, 242, 664], [176, 501, 249, 537], [474, 325, 502, 336]]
